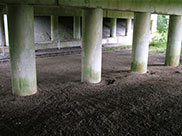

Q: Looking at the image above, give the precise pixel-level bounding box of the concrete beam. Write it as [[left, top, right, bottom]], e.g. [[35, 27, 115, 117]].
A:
[[1, 5, 134, 18], [58, 0, 182, 15], [1, 0, 182, 15], [34, 7, 81, 17], [34, 6, 133, 19], [0, 0, 58, 5]]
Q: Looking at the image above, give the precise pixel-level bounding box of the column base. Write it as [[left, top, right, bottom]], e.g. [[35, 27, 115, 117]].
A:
[[131, 61, 147, 74], [165, 55, 180, 67]]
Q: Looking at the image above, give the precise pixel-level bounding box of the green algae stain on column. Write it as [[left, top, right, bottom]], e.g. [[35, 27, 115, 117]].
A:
[[165, 15, 182, 67], [81, 8, 103, 84], [85, 67, 101, 83], [165, 55, 180, 67], [131, 61, 147, 74], [12, 78, 37, 96], [8, 5, 37, 96], [131, 12, 151, 74]]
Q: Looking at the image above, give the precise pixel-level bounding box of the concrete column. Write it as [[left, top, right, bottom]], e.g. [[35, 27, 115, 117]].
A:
[[131, 12, 151, 74], [8, 5, 37, 96], [0, 14, 5, 47], [4, 14, 9, 46], [125, 18, 132, 36], [165, 15, 182, 67], [151, 14, 158, 34], [110, 18, 117, 37], [82, 8, 103, 83], [73, 16, 81, 40], [51, 15, 59, 42]]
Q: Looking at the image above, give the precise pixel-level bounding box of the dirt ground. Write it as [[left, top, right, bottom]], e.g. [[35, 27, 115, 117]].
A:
[[0, 48, 182, 136]]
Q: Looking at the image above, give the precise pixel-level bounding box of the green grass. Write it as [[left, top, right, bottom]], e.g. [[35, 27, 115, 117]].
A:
[[105, 45, 132, 51], [149, 42, 166, 54]]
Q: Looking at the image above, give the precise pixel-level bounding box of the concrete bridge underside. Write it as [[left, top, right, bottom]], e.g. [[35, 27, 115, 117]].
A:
[[0, 0, 182, 96], [0, 0, 182, 15]]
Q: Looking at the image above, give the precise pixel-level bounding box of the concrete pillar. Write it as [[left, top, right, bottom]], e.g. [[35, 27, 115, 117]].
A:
[[82, 8, 103, 83], [110, 18, 117, 37], [165, 15, 182, 67], [8, 5, 37, 96], [73, 16, 81, 40], [51, 15, 59, 42], [151, 14, 158, 34], [131, 12, 151, 74], [125, 18, 132, 36], [0, 14, 5, 47], [4, 14, 9, 46]]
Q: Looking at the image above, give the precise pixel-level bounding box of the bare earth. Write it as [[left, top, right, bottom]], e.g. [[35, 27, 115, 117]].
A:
[[0, 49, 182, 136]]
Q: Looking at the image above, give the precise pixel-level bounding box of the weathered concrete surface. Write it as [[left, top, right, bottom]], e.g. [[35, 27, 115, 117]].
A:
[[110, 18, 117, 37], [34, 7, 81, 17], [165, 15, 182, 67], [73, 16, 81, 40], [35, 41, 82, 50], [0, 35, 132, 52], [131, 12, 151, 74], [34, 16, 51, 42], [151, 14, 158, 34], [51, 15, 59, 42], [0, 14, 5, 55], [35, 7, 134, 19], [125, 18, 132, 36], [3, 14, 9, 46], [82, 8, 103, 83], [1, 0, 182, 15], [0, 0, 58, 5], [8, 5, 37, 96], [57, 0, 182, 15], [0, 14, 5, 47]]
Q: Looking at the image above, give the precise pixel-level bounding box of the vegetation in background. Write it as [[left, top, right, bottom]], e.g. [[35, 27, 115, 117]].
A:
[[157, 15, 169, 33], [149, 15, 169, 54], [105, 45, 132, 51]]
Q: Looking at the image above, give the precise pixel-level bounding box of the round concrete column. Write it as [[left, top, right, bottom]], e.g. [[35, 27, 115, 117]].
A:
[[8, 5, 37, 96], [110, 18, 117, 37], [165, 15, 182, 67], [73, 16, 81, 40], [82, 8, 103, 83], [131, 12, 151, 74], [0, 14, 5, 47], [125, 18, 132, 36], [51, 15, 59, 42]]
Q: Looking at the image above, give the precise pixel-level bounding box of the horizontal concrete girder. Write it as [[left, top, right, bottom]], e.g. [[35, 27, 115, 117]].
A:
[[0, 0, 58, 5], [0, 5, 133, 19], [35, 7, 133, 18], [58, 0, 182, 15], [1, 0, 181, 15]]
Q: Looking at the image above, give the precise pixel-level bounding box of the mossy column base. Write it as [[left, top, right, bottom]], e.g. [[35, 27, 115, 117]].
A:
[[110, 18, 117, 37], [73, 16, 81, 40], [131, 12, 151, 74], [165, 15, 182, 67], [81, 8, 103, 83], [51, 15, 59, 42], [0, 14, 5, 47], [8, 5, 37, 96], [125, 19, 132, 36]]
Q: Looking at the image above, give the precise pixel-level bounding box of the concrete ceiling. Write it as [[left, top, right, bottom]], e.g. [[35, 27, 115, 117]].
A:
[[0, 0, 181, 15]]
